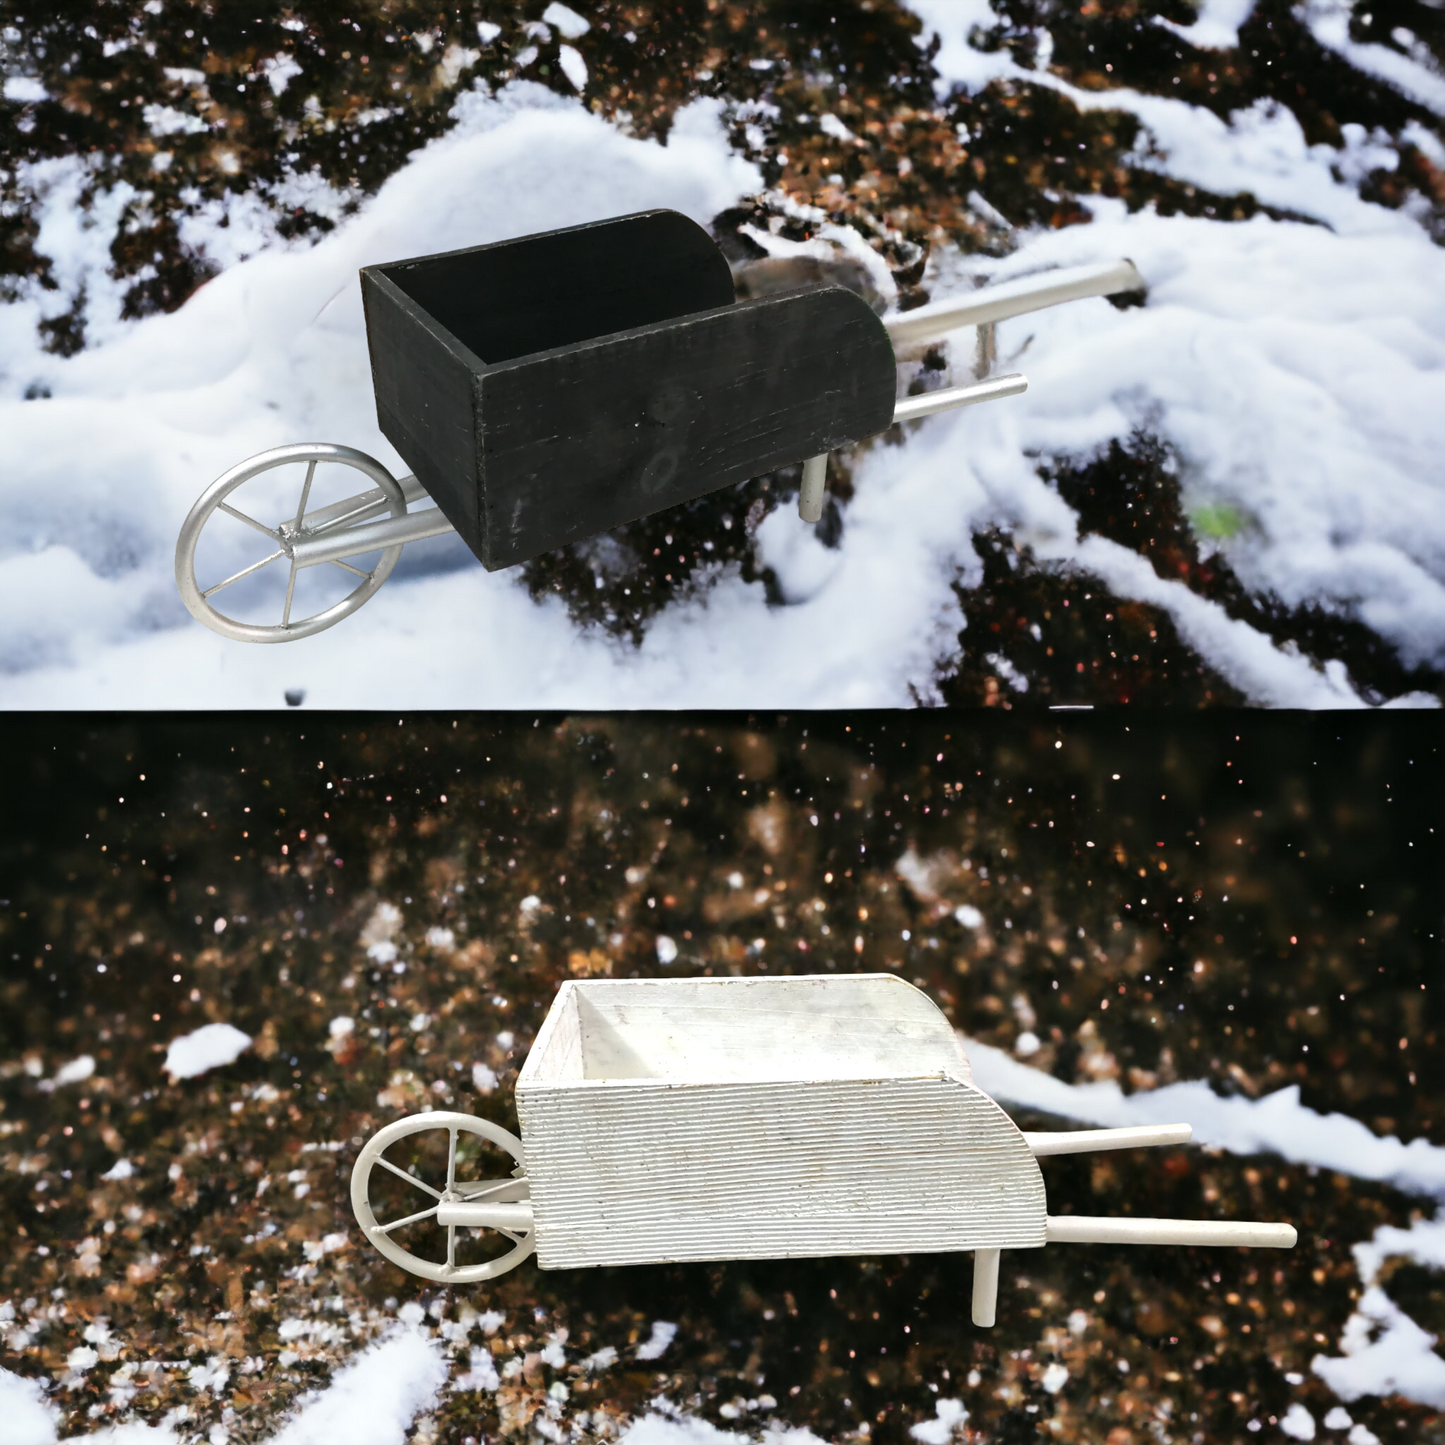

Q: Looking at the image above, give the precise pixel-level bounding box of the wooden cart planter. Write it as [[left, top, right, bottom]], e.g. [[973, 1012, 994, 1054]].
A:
[[350, 975, 1294, 1326], [174, 210, 1142, 643]]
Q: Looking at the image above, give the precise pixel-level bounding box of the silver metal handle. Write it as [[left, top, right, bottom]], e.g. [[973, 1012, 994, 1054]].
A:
[[892, 372, 1028, 424], [885, 258, 1144, 349], [290, 505, 455, 568]]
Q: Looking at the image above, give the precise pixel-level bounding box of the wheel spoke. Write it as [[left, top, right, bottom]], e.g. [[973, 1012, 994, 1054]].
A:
[[447, 1223, 456, 1271], [327, 557, 370, 579], [376, 1202, 440, 1235], [201, 549, 286, 599], [292, 460, 317, 530], [447, 1128, 458, 1194], [282, 560, 298, 626], [456, 1179, 521, 1201], [376, 1154, 443, 1199], [307, 497, 383, 536], [494, 1227, 531, 1244], [217, 501, 282, 541]]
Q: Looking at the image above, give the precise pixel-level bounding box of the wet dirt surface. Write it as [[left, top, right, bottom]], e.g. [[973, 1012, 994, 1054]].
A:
[[3, 713, 1442, 1442], [3, 2, 1443, 702]]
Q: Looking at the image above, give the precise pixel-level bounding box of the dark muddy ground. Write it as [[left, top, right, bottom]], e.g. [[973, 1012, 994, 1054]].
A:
[[3, 2, 1443, 702], [2, 714, 1442, 1442]]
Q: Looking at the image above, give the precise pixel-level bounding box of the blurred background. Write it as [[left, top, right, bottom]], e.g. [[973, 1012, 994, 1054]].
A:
[[1, 1, 1443, 707], [2, 712, 1442, 1442]]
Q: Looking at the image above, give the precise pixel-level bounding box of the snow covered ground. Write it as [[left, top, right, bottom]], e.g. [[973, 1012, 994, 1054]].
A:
[[0, 6, 1442, 707]]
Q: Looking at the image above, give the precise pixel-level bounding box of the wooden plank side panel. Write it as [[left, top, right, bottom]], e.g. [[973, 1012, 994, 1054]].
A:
[[361, 270, 487, 555], [523, 982, 583, 1087], [517, 1074, 1046, 1269], [476, 286, 897, 571]]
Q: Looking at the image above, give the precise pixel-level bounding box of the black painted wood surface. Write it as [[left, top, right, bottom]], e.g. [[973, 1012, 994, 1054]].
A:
[[478, 285, 895, 568], [361, 209, 897, 570]]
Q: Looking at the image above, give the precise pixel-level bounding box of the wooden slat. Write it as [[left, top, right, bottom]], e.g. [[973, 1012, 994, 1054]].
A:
[[520, 1074, 1046, 1269], [477, 285, 895, 568]]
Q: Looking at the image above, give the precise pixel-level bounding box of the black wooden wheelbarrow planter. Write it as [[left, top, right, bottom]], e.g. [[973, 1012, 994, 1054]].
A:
[[362, 209, 897, 570], [176, 209, 1142, 642]]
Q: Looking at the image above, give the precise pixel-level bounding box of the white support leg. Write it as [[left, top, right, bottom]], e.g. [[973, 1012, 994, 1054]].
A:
[[798, 452, 829, 523], [972, 1247, 1001, 1327]]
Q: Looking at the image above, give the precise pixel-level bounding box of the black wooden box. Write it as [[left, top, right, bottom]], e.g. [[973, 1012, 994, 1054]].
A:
[[360, 210, 896, 570]]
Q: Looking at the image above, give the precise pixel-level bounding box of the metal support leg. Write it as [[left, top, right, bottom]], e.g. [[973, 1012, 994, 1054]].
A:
[[972, 1247, 1000, 1327], [798, 452, 829, 523], [973, 321, 997, 380]]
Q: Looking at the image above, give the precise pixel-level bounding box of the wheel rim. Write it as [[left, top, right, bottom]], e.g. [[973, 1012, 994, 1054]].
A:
[[174, 443, 407, 644], [350, 1111, 535, 1284]]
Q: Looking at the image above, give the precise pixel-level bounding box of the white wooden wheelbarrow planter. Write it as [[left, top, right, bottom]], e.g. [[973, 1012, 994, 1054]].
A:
[[350, 975, 1294, 1326]]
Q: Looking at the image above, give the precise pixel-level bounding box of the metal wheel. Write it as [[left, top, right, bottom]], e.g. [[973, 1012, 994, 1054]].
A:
[[175, 443, 407, 643], [350, 1111, 535, 1285]]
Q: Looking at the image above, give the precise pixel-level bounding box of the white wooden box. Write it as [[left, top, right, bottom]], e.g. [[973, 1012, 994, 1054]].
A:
[[515, 973, 1047, 1270]]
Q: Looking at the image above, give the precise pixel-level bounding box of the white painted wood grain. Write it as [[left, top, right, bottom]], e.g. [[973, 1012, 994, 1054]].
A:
[[519, 1072, 1045, 1269], [518, 974, 973, 1087], [516, 975, 1026, 1268]]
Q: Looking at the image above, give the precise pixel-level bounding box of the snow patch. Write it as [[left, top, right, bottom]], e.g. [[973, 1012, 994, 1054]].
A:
[[557, 46, 588, 91], [542, 4, 591, 40], [1301, 0, 1445, 118], [47, 1054, 96, 1088], [1280, 1403, 1317, 1441], [909, 1398, 969, 1444], [635, 1320, 678, 1360], [4, 76, 48, 103], [618, 1414, 829, 1445], [0, 1367, 58, 1445], [163, 1023, 253, 1081], [1313, 1286, 1445, 1409], [267, 1326, 447, 1445], [1155, 0, 1258, 51], [455, 1345, 500, 1391], [968, 1038, 1445, 1197]]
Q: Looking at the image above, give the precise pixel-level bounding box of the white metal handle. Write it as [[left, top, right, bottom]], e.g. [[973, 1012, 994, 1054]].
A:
[[1045, 1216, 1297, 1248], [1023, 1124, 1192, 1156]]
